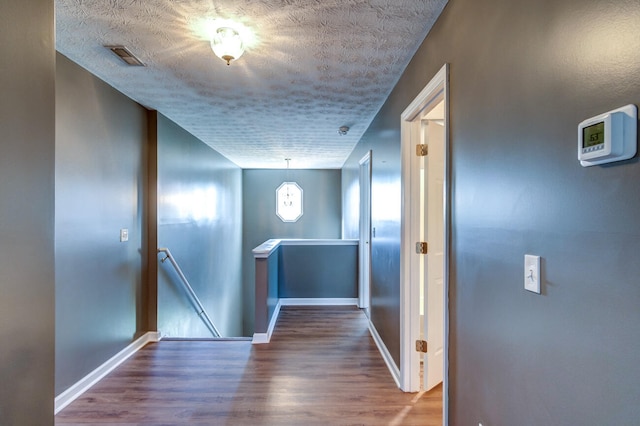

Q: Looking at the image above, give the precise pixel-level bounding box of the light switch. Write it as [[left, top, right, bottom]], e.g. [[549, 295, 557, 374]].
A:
[[524, 254, 540, 294], [120, 228, 129, 242]]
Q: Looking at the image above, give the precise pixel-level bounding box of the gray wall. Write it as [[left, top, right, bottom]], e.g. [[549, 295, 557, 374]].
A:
[[342, 101, 405, 369], [157, 114, 243, 337], [242, 169, 342, 335], [0, 0, 55, 423], [55, 53, 147, 395], [343, 0, 640, 423]]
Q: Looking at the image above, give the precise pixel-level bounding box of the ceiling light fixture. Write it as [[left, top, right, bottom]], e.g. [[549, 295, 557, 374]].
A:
[[338, 126, 350, 136], [210, 27, 244, 66]]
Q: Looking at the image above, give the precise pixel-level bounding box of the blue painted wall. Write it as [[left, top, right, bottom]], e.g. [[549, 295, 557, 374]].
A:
[[157, 114, 243, 338], [242, 169, 342, 335], [55, 53, 147, 395], [342, 119, 403, 367], [279, 245, 357, 298]]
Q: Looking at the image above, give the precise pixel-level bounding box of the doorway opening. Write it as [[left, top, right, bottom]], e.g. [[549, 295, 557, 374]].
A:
[[400, 64, 449, 422], [358, 151, 372, 317]]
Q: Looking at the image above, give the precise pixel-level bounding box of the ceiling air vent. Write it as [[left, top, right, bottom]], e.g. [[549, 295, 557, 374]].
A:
[[105, 45, 145, 66]]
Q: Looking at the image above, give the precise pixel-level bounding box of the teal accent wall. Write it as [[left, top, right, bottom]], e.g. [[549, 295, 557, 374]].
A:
[[157, 114, 243, 338]]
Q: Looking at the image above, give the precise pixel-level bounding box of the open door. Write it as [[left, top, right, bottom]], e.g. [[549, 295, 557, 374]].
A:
[[420, 104, 445, 390], [400, 65, 449, 423], [359, 151, 372, 314]]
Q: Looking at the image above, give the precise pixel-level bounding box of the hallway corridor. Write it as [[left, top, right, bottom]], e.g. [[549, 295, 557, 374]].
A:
[[56, 306, 442, 425]]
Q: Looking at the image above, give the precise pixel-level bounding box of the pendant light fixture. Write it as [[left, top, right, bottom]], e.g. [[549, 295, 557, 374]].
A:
[[210, 27, 245, 65], [276, 159, 303, 222], [283, 159, 293, 207]]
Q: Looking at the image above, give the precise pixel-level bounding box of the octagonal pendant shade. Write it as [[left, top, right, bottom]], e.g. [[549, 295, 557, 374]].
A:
[[276, 182, 303, 222]]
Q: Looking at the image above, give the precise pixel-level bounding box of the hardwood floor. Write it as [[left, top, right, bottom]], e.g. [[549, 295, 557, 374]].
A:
[[56, 306, 442, 425]]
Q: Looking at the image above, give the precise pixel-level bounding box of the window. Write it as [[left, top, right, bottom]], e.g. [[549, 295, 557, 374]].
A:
[[276, 182, 303, 222]]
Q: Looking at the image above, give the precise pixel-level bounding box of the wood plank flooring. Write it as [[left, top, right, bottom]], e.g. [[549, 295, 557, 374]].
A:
[[56, 306, 442, 425]]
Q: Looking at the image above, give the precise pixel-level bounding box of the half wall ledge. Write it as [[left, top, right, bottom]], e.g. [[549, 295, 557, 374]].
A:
[[252, 239, 358, 343]]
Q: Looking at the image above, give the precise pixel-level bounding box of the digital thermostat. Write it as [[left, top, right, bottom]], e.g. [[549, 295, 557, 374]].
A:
[[578, 104, 637, 167]]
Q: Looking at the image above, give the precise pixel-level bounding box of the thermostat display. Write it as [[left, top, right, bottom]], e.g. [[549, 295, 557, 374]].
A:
[[578, 104, 637, 167], [582, 122, 604, 149]]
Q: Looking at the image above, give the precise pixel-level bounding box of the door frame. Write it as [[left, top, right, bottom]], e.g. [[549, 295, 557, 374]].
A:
[[358, 151, 372, 311], [399, 64, 450, 422]]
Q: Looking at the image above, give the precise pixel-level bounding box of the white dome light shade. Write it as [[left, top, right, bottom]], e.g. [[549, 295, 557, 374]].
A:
[[210, 27, 244, 65]]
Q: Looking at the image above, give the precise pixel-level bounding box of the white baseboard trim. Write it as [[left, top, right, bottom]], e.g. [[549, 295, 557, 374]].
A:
[[54, 331, 161, 414], [279, 297, 358, 306], [251, 333, 269, 344], [368, 319, 401, 389], [252, 299, 283, 344]]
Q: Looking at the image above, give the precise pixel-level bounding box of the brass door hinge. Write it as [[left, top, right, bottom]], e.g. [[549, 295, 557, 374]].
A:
[[416, 144, 428, 156], [415, 242, 428, 254], [416, 340, 428, 353]]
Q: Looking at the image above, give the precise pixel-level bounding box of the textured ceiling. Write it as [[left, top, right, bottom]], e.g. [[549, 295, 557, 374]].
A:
[[56, 0, 447, 169]]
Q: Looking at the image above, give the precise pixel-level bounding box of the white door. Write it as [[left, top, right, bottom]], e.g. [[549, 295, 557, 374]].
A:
[[421, 106, 445, 391], [400, 63, 448, 420], [359, 152, 372, 314]]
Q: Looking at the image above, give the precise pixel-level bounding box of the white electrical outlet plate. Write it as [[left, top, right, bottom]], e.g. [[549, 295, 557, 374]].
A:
[[524, 254, 540, 294], [120, 228, 129, 242]]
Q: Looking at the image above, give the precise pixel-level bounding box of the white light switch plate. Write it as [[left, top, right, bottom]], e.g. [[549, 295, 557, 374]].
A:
[[524, 254, 540, 294], [120, 228, 129, 242]]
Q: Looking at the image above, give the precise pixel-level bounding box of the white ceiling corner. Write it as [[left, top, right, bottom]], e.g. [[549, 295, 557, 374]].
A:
[[55, 0, 447, 169]]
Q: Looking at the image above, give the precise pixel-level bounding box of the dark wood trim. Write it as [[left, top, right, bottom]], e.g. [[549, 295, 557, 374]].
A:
[[141, 109, 158, 332]]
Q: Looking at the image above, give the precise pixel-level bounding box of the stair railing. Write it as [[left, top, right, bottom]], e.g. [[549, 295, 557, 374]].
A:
[[157, 247, 221, 338]]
